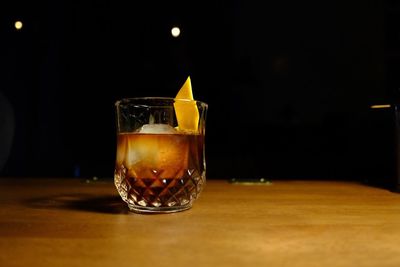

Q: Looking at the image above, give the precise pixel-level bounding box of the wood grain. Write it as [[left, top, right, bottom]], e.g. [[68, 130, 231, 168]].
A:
[[1, 178, 400, 267]]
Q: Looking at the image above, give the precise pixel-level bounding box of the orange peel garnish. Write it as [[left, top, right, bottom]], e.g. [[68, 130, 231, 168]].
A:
[[174, 76, 199, 133]]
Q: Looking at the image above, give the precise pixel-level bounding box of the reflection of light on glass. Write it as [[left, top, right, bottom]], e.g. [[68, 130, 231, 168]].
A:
[[14, 21, 23, 30], [370, 104, 391, 109], [171, 27, 180, 38]]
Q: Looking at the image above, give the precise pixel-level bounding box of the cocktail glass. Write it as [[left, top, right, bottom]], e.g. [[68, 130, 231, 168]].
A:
[[114, 97, 207, 213]]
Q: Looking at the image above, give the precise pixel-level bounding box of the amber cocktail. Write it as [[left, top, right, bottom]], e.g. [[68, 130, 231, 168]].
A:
[[114, 96, 207, 213]]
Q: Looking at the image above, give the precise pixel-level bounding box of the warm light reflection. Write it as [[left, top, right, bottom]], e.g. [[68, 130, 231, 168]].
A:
[[370, 104, 391, 109], [171, 27, 180, 38], [14, 21, 23, 30]]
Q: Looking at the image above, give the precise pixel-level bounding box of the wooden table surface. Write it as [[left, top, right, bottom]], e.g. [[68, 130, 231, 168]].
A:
[[2, 178, 400, 267]]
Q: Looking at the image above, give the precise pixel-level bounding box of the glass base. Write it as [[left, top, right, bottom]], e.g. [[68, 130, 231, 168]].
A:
[[127, 203, 193, 214]]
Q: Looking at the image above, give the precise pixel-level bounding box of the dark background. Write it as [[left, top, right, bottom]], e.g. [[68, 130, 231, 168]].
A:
[[0, 1, 399, 184]]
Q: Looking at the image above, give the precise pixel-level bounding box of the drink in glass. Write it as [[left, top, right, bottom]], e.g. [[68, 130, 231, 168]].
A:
[[114, 97, 207, 213]]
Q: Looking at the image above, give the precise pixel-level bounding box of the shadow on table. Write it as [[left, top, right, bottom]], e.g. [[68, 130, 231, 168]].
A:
[[24, 194, 129, 214]]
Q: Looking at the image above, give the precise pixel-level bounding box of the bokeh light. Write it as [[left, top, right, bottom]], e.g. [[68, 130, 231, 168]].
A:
[[171, 27, 180, 38], [14, 21, 23, 30]]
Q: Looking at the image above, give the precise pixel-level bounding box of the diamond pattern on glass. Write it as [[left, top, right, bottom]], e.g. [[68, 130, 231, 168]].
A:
[[115, 167, 205, 208]]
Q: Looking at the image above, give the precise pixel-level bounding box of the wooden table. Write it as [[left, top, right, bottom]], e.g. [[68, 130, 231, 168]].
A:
[[2, 178, 400, 267]]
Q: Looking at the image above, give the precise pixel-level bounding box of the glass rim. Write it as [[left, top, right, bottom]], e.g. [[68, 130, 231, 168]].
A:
[[115, 97, 208, 108]]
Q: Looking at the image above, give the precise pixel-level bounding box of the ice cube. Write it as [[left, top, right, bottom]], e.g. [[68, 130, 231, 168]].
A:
[[137, 124, 177, 134], [123, 131, 189, 179]]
